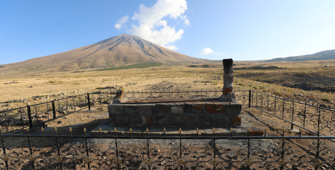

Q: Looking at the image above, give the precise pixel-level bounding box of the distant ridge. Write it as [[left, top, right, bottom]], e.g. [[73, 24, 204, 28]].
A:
[[0, 34, 206, 73], [267, 49, 335, 62]]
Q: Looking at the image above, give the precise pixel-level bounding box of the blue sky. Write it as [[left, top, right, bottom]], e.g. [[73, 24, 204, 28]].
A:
[[1, 0, 335, 64]]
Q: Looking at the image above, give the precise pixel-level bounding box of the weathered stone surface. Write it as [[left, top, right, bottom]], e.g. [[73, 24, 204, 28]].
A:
[[110, 115, 116, 126], [183, 104, 192, 114], [171, 105, 184, 114], [108, 105, 124, 114], [112, 98, 121, 104], [145, 116, 153, 127], [125, 106, 137, 114], [154, 104, 171, 114], [205, 104, 224, 114], [137, 106, 153, 115], [167, 115, 183, 127], [130, 114, 142, 125], [108, 101, 242, 128], [212, 115, 229, 128], [198, 115, 211, 128], [223, 87, 233, 95], [187, 104, 205, 114], [219, 59, 237, 103], [184, 115, 196, 127], [154, 114, 167, 127], [115, 115, 128, 126], [232, 115, 241, 127], [223, 104, 242, 115]]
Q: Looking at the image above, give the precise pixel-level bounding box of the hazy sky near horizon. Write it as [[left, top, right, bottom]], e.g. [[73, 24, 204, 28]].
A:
[[1, 0, 335, 64]]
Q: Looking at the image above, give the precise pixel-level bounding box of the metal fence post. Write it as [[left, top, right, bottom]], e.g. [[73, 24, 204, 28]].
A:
[[274, 96, 277, 114], [280, 130, 286, 169], [267, 93, 269, 110], [256, 92, 258, 108], [248, 90, 251, 108], [1, 137, 9, 170], [27, 105, 33, 128], [303, 101, 307, 127], [84, 136, 91, 170], [87, 93, 91, 110], [27, 136, 35, 169], [318, 106, 321, 133], [282, 98, 285, 119], [179, 129, 183, 169], [315, 130, 321, 169], [260, 93, 263, 111], [55, 135, 63, 170], [52, 101, 56, 119], [146, 130, 151, 170], [291, 100, 295, 129]]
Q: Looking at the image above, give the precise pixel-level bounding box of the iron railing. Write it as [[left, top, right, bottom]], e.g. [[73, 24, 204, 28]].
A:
[[1, 89, 334, 137], [0, 128, 334, 169], [251, 91, 335, 137]]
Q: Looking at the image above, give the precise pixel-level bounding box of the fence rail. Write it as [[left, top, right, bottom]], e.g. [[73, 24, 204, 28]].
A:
[[1, 89, 334, 137], [250, 90, 335, 137], [0, 130, 334, 169]]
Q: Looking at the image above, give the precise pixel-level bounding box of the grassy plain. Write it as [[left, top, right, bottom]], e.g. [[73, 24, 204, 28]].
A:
[[0, 60, 334, 109]]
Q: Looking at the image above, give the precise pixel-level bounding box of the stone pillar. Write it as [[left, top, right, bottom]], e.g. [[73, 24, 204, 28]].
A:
[[219, 59, 237, 103], [112, 88, 124, 104]]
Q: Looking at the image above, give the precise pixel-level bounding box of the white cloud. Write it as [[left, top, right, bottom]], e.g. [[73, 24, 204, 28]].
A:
[[201, 47, 214, 55], [114, 0, 189, 50], [115, 15, 129, 30]]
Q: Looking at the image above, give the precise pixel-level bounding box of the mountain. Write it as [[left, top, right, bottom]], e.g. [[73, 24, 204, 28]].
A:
[[267, 49, 335, 62], [0, 34, 205, 73]]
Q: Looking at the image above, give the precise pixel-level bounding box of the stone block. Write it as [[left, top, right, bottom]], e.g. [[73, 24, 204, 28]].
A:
[[137, 106, 153, 115], [205, 104, 224, 114], [129, 114, 142, 125], [108, 105, 124, 115], [154, 104, 171, 114], [167, 115, 183, 127], [186, 104, 205, 114], [171, 105, 184, 114], [110, 115, 116, 126], [115, 115, 128, 126], [223, 104, 242, 116], [232, 115, 241, 127], [184, 115, 196, 127], [145, 116, 153, 127], [125, 106, 137, 114], [212, 115, 230, 128], [198, 115, 211, 128], [154, 114, 167, 127]]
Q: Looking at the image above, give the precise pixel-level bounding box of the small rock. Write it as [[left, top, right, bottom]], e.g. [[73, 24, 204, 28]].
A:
[[66, 155, 73, 159], [289, 129, 300, 133]]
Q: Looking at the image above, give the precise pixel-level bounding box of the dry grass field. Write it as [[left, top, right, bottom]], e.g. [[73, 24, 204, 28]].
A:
[[1, 60, 335, 169], [1, 60, 334, 109]]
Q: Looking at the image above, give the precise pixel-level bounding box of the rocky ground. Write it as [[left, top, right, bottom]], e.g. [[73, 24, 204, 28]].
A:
[[1, 105, 334, 169]]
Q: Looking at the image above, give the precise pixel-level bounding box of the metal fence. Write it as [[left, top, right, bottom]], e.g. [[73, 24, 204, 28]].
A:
[[1, 89, 333, 136], [1, 89, 335, 169], [251, 91, 335, 137], [0, 129, 334, 169], [0, 94, 88, 133]]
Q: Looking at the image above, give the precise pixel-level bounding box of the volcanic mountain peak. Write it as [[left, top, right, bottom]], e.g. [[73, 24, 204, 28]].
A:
[[1, 34, 204, 73]]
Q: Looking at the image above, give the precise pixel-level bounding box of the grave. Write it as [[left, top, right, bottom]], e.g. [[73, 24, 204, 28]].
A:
[[108, 59, 242, 129]]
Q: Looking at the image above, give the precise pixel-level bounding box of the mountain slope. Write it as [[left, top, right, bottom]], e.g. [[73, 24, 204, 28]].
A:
[[267, 49, 335, 62], [0, 34, 205, 73]]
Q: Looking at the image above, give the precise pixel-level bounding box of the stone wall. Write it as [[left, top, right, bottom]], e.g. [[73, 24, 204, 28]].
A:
[[108, 102, 242, 128]]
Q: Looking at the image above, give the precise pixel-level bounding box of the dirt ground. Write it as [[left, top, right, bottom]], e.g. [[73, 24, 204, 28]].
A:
[[1, 104, 334, 169]]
